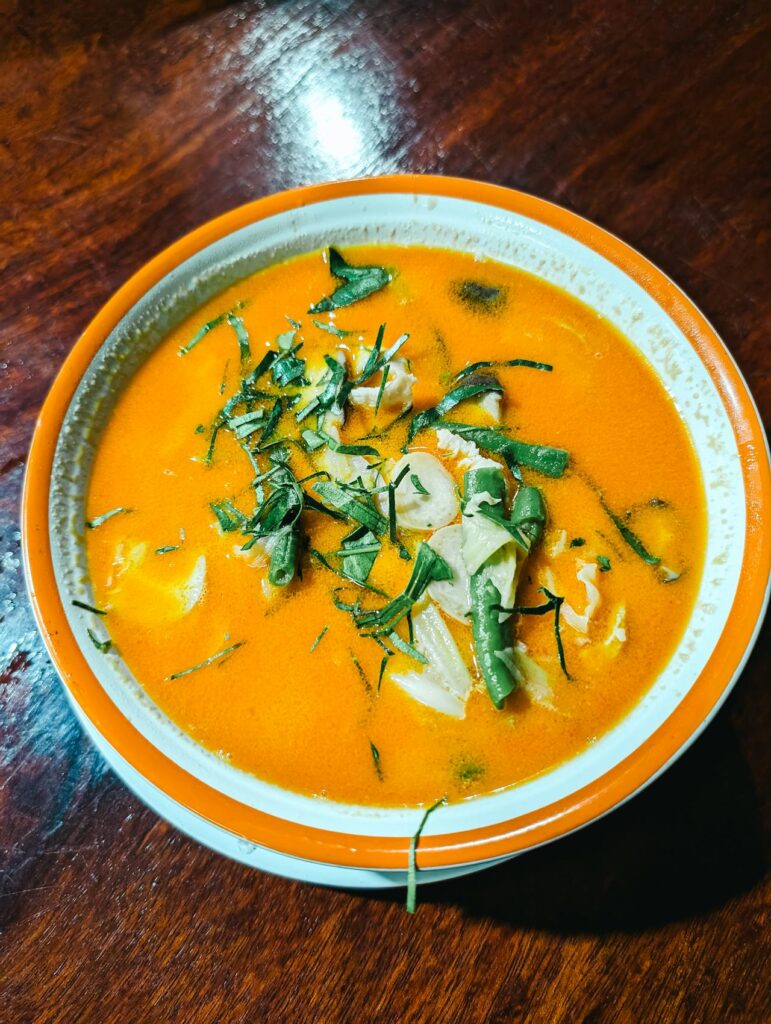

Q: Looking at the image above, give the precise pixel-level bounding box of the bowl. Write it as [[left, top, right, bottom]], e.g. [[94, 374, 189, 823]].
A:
[[22, 176, 771, 883]]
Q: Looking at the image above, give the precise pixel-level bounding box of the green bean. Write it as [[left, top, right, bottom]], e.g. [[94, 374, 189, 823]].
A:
[[465, 471, 547, 708], [269, 526, 300, 586], [465, 467, 514, 708], [510, 485, 546, 551], [438, 422, 569, 478], [470, 574, 513, 708]]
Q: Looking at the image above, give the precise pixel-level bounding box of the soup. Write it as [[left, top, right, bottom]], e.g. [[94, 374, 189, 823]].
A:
[[84, 245, 706, 807]]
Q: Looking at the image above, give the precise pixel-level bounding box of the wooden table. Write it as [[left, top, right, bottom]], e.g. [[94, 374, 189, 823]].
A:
[[1, 3, 769, 1020]]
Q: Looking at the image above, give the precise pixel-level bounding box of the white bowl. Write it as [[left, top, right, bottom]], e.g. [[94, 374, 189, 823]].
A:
[[23, 176, 771, 883]]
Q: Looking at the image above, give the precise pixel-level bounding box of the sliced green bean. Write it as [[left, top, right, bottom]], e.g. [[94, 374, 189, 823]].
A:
[[465, 472, 547, 708], [465, 467, 513, 708], [269, 526, 300, 586], [510, 485, 546, 552]]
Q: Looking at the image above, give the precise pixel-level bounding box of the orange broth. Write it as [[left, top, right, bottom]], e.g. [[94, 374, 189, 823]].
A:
[[85, 245, 706, 806]]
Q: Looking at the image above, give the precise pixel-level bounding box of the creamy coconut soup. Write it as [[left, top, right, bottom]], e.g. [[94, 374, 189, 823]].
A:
[[83, 245, 706, 807]]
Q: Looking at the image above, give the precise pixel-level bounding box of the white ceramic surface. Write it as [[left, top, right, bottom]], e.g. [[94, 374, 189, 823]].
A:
[[67, 687, 510, 888]]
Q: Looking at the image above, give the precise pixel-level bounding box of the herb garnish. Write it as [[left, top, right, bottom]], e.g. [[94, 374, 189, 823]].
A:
[[373, 364, 390, 419], [438, 421, 569, 478], [597, 555, 611, 572], [86, 507, 132, 530], [310, 625, 329, 652], [309, 247, 391, 313], [211, 501, 247, 533], [167, 641, 245, 680], [359, 405, 413, 441], [226, 313, 251, 362], [407, 373, 504, 443], [179, 301, 246, 355], [411, 473, 430, 496], [501, 587, 572, 680], [155, 545, 179, 555], [387, 482, 397, 544], [271, 332, 305, 387], [339, 527, 381, 585], [86, 628, 112, 653], [72, 599, 107, 616], [454, 358, 552, 380], [312, 318, 356, 338], [312, 481, 388, 535], [539, 587, 570, 680], [312, 430, 380, 458], [570, 537, 586, 548], [309, 547, 388, 594], [377, 654, 391, 693], [303, 494, 347, 521], [354, 542, 452, 637], [406, 796, 447, 914], [369, 740, 383, 780], [601, 499, 661, 566], [387, 631, 428, 664], [350, 652, 372, 692]]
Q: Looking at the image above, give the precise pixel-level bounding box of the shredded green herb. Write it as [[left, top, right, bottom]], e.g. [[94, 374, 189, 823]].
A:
[[410, 473, 429, 496], [272, 344, 305, 388], [313, 481, 388, 535], [373, 364, 390, 419], [407, 374, 504, 443], [355, 542, 452, 637], [359, 405, 413, 441], [303, 493, 347, 521], [377, 654, 391, 693], [438, 421, 569, 478], [601, 499, 661, 565], [369, 740, 383, 780], [501, 588, 572, 680], [211, 501, 247, 533], [315, 430, 380, 457], [72, 599, 106, 616], [226, 313, 251, 362], [387, 483, 397, 544], [350, 652, 372, 692], [86, 507, 132, 530], [310, 625, 329, 652], [454, 358, 552, 380], [406, 796, 447, 913], [309, 247, 391, 313], [167, 641, 244, 680], [86, 628, 112, 653], [387, 631, 428, 664], [338, 527, 381, 585], [570, 537, 586, 548], [309, 547, 388, 594], [597, 555, 612, 572], [180, 301, 246, 355], [155, 545, 179, 555], [312, 318, 356, 338]]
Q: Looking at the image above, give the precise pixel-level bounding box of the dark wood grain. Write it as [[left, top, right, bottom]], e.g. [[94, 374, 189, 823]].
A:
[[1, 2, 769, 1021]]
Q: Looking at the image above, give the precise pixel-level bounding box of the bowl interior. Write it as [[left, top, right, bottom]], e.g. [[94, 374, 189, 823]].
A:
[[50, 190, 746, 841]]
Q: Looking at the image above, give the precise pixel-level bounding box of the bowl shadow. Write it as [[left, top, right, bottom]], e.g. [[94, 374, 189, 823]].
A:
[[375, 689, 767, 935]]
